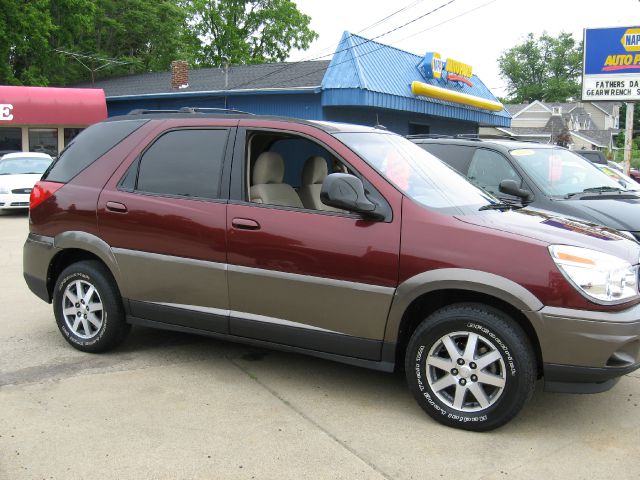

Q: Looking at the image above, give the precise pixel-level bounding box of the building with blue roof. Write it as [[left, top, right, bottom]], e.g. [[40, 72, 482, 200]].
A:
[[79, 32, 511, 135]]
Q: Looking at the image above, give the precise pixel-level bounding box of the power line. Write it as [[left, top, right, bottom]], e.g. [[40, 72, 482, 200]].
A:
[[228, 0, 457, 91], [245, 0, 498, 92], [356, 0, 428, 35]]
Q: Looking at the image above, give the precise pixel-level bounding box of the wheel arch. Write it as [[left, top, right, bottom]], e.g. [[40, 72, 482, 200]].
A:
[[384, 269, 544, 375], [47, 231, 122, 300]]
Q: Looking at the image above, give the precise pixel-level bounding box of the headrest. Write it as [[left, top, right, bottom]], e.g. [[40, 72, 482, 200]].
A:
[[253, 152, 284, 185], [302, 156, 328, 185]]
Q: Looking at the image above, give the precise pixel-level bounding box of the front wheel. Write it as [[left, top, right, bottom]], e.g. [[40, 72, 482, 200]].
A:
[[53, 260, 130, 353], [405, 303, 536, 431]]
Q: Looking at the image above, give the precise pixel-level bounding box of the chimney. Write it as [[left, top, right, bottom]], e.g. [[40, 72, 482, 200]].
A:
[[171, 61, 189, 90]]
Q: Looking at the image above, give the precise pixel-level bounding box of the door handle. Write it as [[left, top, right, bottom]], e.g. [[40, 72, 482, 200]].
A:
[[106, 201, 128, 213], [231, 218, 260, 230]]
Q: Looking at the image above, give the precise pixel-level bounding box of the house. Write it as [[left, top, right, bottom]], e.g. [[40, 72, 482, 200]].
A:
[[480, 100, 620, 151]]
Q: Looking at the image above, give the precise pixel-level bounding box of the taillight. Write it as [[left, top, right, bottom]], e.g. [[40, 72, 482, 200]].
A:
[[30, 181, 63, 210]]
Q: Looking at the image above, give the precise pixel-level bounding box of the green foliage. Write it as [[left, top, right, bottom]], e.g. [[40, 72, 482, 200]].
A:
[[0, 0, 317, 85], [182, 0, 318, 67], [498, 32, 582, 103]]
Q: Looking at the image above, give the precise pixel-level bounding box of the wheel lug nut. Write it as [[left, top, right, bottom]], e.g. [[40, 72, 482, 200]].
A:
[[75, 303, 79, 308], [470, 362, 477, 369], [83, 314, 87, 319], [459, 378, 467, 386], [471, 375, 478, 382], [451, 368, 458, 375], [77, 312, 81, 317], [457, 358, 465, 365], [81, 300, 85, 304]]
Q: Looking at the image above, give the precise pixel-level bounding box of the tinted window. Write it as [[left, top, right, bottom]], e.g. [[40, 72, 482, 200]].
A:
[[577, 151, 606, 164], [467, 149, 521, 195], [416, 143, 475, 173], [43, 120, 147, 183], [136, 129, 228, 199]]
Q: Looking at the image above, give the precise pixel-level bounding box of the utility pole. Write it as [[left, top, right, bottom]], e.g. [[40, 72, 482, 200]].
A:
[[624, 102, 634, 175]]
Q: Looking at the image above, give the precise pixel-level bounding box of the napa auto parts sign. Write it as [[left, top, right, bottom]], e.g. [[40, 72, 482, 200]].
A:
[[582, 26, 640, 101]]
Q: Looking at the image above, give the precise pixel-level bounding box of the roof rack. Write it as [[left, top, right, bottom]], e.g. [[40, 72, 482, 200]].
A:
[[127, 107, 254, 116]]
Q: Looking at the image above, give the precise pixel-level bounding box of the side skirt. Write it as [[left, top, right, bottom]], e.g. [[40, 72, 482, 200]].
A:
[[126, 315, 396, 373]]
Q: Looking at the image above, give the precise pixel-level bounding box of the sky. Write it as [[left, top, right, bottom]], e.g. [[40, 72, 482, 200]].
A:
[[289, 0, 640, 98]]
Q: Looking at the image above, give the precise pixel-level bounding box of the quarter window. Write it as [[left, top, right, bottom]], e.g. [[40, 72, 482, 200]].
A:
[[467, 149, 521, 195], [136, 129, 228, 199]]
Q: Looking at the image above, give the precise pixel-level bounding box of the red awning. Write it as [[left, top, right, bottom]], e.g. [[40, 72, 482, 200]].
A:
[[0, 86, 107, 125]]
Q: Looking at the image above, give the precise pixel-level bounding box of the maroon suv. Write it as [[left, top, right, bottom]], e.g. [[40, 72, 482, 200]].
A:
[[23, 110, 640, 431]]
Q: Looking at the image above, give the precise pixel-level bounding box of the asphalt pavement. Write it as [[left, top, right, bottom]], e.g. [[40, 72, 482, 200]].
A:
[[1, 211, 639, 479]]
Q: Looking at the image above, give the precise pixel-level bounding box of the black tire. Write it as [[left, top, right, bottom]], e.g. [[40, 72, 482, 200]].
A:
[[53, 260, 130, 353], [405, 303, 536, 431]]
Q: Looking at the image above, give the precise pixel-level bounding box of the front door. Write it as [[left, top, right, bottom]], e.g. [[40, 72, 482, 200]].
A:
[[226, 123, 402, 360]]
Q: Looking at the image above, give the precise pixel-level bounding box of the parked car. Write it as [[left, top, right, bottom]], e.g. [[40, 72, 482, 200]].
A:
[[410, 137, 640, 241], [575, 149, 607, 165], [24, 111, 640, 431], [595, 164, 640, 191], [0, 152, 53, 210]]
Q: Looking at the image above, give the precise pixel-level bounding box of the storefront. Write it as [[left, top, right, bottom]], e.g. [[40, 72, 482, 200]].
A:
[[79, 32, 510, 135], [0, 86, 107, 156]]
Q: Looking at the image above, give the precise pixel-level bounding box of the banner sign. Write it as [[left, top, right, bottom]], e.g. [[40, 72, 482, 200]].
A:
[[582, 26, 640, 101], [418, 52, 473, 87]]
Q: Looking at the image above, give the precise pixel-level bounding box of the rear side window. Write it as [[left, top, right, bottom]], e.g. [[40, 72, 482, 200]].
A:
[[43, 120, 147, 183], [416, 143, 475, 173], [135, 129, 228, 199]]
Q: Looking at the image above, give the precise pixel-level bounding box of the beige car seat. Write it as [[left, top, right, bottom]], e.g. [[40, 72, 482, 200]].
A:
[[249, 152, 303, 208], [298, 156, 340, 211]]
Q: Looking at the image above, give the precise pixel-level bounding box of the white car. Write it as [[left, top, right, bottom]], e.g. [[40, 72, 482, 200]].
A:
[[0, 152, 53, 210], [595, 163, 640, 191]]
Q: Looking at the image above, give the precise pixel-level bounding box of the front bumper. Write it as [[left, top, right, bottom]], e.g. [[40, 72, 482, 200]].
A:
[[527, 305, 640, 393], [0, 193, 30, 209]]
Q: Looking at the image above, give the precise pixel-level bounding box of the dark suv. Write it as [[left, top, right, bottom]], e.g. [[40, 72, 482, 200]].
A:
[[23, 111, 640, 431], [410, 137, 640, 240]]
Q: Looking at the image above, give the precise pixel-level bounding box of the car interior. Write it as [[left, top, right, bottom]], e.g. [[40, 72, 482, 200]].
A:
[[245, 131, 348, 211]]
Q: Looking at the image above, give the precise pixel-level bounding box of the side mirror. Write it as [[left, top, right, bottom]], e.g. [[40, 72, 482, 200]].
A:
[[499, 179, 532, 203], [321, 173, 384, 220]]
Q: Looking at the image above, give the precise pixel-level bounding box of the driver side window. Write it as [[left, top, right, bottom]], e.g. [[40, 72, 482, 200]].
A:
[[467, 149, 521, 196], [246, 131, 351, 212]]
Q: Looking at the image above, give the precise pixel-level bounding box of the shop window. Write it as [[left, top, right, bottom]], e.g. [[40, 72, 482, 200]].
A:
[[0, 127, 22, 153], [409, 123, 430, 135], [64, 128, 84, 147], [29, 128, 58, 156]]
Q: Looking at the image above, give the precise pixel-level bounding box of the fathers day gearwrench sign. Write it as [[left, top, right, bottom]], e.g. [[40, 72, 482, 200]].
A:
[[582, 26, 640, 101]]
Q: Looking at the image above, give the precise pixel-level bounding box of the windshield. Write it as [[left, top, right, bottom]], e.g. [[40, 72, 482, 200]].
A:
[[509, 148, 625, 197], [0, 158, 52, 175], [334, 132, 495, 214], [596, 164, 640, 191]]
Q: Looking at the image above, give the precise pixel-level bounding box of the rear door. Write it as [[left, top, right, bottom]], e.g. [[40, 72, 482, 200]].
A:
[[97, 119, 236, 333], [225, 120, 402, 360]]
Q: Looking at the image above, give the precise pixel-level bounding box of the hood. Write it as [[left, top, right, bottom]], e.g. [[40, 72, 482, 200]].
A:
[[0, 174, 42, 191], [552, 196, 640, 232], [456, 208, 640, 265]]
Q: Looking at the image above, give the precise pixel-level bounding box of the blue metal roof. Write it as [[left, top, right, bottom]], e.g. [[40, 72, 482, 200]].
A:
[[321, 32, 511, 127]]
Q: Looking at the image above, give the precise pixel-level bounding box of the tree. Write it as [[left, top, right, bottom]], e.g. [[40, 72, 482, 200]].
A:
[[498, 32, 582, 103], [182, 0, 318, 67]]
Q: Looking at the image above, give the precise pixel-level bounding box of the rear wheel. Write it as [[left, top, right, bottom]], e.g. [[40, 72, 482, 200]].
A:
[[405, 303, 536, 431], [53, 260, 130, 353]]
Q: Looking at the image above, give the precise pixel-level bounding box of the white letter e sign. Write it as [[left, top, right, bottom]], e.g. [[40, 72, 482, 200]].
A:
[[0, 104, 14, 121]]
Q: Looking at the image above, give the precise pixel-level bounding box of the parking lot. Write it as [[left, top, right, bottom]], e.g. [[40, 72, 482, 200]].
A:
[[0, 211, 638, 480]]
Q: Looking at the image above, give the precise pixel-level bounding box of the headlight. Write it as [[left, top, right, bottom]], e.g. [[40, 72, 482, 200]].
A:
[[0, 185, 8, 194], [549, 245, 639, 304]]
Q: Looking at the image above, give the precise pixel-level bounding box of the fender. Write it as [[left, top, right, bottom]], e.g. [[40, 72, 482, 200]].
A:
[[383, 268, 544, 343], [53, 231, 122, 285]]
